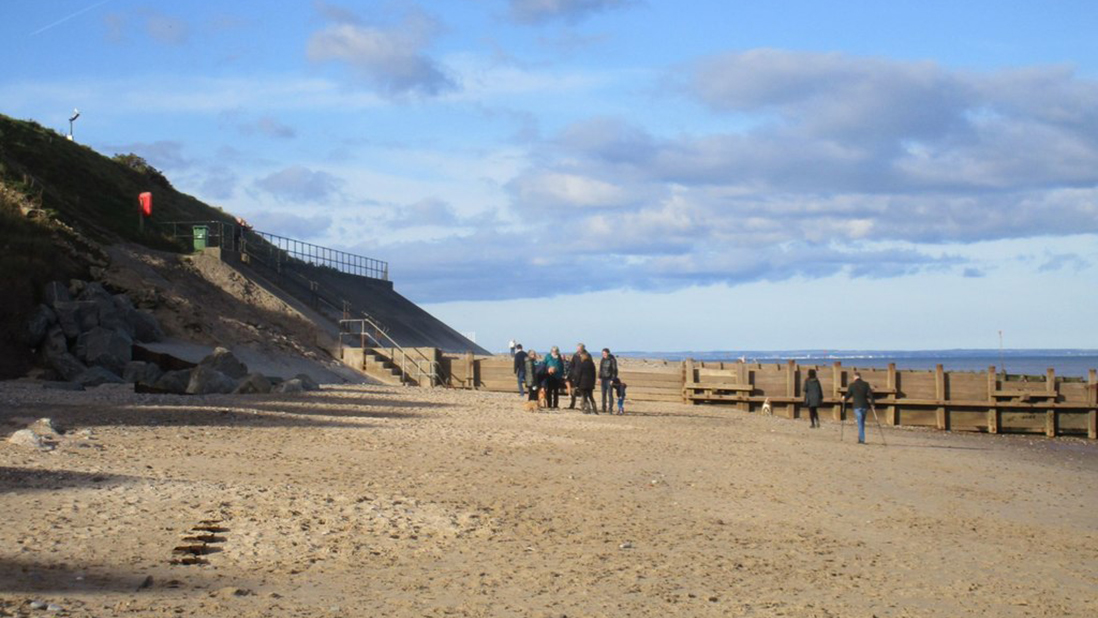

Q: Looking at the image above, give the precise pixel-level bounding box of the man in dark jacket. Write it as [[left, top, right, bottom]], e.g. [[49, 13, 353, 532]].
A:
[[577, 352, 598, 413], [513, 344, 527, 396], [598, 348, 618, 413], [566, 343, 586, 409], [843, 371, 874, 444]]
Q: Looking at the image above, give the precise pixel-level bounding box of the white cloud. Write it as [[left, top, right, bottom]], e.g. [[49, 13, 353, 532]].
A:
[[508, 0, 641, 24], [254, 165, 343, 202], [103, 8, 190, 46], [306, 8, 456, 97], [509, 171, 633, 209], [387, 197, 460, 228]]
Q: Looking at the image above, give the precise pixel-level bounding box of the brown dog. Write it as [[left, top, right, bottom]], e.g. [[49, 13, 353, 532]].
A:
[[523, 400, 539, 413], [537, 387, 548, 409]]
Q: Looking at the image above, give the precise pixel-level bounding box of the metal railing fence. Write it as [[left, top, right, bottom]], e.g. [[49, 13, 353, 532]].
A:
[[157, 221, 388, 281]]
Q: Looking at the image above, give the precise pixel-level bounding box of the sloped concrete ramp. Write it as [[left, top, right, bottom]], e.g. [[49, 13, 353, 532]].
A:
[[217, 248, 488, 355]]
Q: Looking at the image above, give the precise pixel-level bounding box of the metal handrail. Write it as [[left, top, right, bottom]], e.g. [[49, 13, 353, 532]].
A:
[[340, 316, 440, 387], [157, 221, 388, 281], [251, 230, 388, 280]]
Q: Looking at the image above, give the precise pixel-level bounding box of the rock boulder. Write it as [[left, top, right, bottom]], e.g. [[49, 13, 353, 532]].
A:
[[130, 309, 165, 343], [275, 379, 306, 394], [154, 369, 193, 394], [43, 281, 71, 306], [122, 361, 164, 386], [292, 373, 321, 391], [53, 301, 99, 339], [233, 373, 273, 395], [187, 365, 237, 395], [75, 366, 125, 387], [24, 304, 57, 348], [79, 327, 133, 376], [199, 347, 248, 380]]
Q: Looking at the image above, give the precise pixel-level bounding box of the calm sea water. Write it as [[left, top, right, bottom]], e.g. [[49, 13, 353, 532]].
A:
[[620, 350, 1098, 378]]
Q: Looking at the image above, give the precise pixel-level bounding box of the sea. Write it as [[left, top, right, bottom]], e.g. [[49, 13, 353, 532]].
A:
[[618, 350, 1098, 378]]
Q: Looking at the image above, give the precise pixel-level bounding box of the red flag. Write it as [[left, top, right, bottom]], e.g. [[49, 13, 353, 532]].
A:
[[139, 192, 152, 217]]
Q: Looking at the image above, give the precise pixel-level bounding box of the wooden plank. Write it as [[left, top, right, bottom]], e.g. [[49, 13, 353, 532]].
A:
[[629, 393, 684, 403], [626, 387, 683, 397], [737, 363, 749, 411], [1046, 409, 1057, 438], [832, 362, 843, 421], [685, 382, 752, 391], [683, 358, 695, 405], [987, 366, 999, 434], [618, 371, 682, 384], [785, 360, 797, 419], [697, 368, 739, 377], [935, 364, 948, 431], [875, 398, 1096, 410], [887, 363, 898, 425], [1090, 369, 1097, 440]]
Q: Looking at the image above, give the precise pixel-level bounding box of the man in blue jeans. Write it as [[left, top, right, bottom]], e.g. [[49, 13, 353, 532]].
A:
[[844, 371, 875, 444], [513, 344, 527, 396], [598, 348, 618, 413]]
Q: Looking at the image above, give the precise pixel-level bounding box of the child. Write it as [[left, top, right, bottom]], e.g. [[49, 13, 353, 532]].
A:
[[612, 377, 627, 415]]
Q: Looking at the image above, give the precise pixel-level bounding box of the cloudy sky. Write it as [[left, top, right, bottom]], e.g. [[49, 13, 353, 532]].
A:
[[3, 1, 1096, 352]]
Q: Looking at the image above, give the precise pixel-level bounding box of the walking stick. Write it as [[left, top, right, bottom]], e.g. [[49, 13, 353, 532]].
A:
[[840, 400, 845, 442], [870, 406, 887, 446]]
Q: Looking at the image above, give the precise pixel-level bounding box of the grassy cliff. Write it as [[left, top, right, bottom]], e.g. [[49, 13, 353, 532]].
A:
[[0, 113, 234, 244], [0, 112, 236, 377]]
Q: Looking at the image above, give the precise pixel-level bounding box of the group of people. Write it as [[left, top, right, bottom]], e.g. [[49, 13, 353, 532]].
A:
[[510, 343, 626, 414]]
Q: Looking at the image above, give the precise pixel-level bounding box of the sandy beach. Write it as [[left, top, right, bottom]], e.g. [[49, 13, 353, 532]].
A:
[[2, 382, 1095, 617]]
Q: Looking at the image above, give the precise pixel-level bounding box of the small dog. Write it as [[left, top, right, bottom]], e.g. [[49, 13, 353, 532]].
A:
[[523, 400, 540, 413], [537, 387, 548, 409], [761, 397, 773, 415]]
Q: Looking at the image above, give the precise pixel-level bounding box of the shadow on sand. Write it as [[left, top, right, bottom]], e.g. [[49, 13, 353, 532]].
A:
[[0, 555, 232, 594], [0, 466, 146, 493], [1, 401, 403, 433]]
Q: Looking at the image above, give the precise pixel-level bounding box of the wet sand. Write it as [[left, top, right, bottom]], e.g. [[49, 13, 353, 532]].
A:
[[2, 383, 1095, 617]]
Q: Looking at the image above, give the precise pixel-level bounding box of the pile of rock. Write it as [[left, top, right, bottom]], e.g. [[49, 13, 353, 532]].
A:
[[26, 280, 165, 387], [25, 280, 323, 396], [148, 346, 321, 396]]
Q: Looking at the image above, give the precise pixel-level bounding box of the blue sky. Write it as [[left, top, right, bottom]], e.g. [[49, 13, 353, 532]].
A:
[[3, 0, 1096, 353]]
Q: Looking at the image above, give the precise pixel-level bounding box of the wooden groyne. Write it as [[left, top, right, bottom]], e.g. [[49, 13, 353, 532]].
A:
[[438, 353, 1097, 439]]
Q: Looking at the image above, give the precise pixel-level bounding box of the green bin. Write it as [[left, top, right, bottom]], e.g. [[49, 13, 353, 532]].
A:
[[192, 225, 209, 251]]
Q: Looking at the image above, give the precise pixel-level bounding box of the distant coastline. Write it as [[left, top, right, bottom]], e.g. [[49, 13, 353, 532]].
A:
[[617, 349, 1098, 378]]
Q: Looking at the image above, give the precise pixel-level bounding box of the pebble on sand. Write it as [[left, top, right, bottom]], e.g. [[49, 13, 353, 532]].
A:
[[8, 429, 52, 451]]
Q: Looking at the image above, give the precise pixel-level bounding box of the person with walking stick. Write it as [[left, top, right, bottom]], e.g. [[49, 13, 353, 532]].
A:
[[843, 371, 874, 444]]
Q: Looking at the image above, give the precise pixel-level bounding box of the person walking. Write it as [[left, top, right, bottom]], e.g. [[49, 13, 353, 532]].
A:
[[566, 343, 586, 409], [543, 346, 565, 409], [598, 348, 618, 413], [524, 350, 540, 403], [513, 344, 527, 397], [803, 368, 823, 428], [843, 371, 875, 444], [577, 351, 597, 413], [508, 339, 517, 356]]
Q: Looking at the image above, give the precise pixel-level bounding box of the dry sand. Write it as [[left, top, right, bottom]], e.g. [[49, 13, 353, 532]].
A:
[[1, 381, 1095, 617]]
